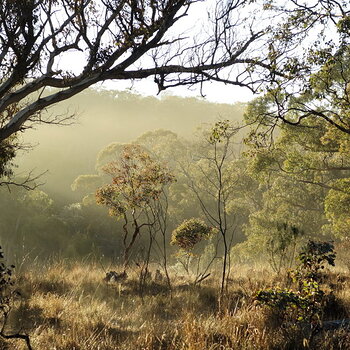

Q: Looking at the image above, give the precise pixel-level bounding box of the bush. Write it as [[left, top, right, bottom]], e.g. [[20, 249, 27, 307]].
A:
[[171, 218, 216, 251], [255, 240, 336, 332]]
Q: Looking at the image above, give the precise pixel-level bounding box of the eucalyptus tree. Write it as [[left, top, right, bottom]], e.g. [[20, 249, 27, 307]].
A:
[[179, 120, 245, 302], [248, 0, 350, 134], [242, 100, 350, 265], [95, 144, 175, 270], [243, 0, 350, 249]]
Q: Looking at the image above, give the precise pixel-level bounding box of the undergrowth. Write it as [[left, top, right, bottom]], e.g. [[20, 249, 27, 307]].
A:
[[1, 255, 349, 350]]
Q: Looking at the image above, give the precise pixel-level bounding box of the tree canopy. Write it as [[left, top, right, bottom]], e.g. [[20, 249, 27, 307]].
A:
[[248, 0, 350, 135]]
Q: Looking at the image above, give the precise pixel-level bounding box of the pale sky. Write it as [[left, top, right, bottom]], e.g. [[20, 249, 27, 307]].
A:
[[59, 50, 255, 103], [56, 0, 256, 105], [97, 78, 254, 104]]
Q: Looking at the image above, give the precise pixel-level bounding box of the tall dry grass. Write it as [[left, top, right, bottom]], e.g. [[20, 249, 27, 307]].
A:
[[2, 261, 350, 350]]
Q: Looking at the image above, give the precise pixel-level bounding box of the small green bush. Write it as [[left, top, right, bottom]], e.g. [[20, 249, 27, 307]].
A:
[[171, 218, 216, 251], [255, 240, 336, 327]]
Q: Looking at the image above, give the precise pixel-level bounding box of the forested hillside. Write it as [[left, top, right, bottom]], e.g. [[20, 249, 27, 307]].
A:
[[16, 90, 245, 202], [3, 87, 350, 275], [1, 91, 245, 261]]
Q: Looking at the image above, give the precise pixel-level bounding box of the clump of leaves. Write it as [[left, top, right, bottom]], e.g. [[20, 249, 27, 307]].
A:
[[171, 218, 217, 251], [96, 144, 175, 218], [171, 219, 217, 282], [208, 120, 231, 144], [255, 240, 336, 330], [256, 283, 325, 327], [256, 289, 310, 311], [296, 240, 336, 282], [0, 138, 17, 179]]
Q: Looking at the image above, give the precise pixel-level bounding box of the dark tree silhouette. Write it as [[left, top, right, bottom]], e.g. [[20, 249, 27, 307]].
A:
[[0, 0, 276, 143]]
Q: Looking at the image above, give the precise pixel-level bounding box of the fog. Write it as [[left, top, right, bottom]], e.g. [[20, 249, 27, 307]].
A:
[[0, 89, 245, 262], [16, 89, 245, 204]]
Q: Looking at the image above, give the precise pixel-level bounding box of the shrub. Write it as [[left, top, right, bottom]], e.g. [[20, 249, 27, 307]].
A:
[[255, 240, 336, 331], [171, 218, 216, 251]]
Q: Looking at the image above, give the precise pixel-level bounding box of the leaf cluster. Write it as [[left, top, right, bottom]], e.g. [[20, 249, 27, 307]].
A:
[[255, 240, 336, 326], [0, 139, 17, 179], [256, 285, 324, 324], [256, 288, 314, 315], [96, 145, 175, 218], [295, 240, 336, 282], [208, 120, 232, 144], [171, 218, 217, 251]]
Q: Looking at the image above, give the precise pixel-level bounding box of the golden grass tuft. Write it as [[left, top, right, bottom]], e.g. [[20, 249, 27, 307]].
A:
[[1, 261, 350, 350]]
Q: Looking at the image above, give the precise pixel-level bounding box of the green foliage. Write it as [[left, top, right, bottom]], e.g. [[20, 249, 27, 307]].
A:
[[22, 190, 53, 211], [256, 284, 325, 328], [295, 240, 336, 282], [171, 219, 218, 283], [6, 90, 246, 263], [252, 1, 350, 134], [96, 145, 175, 218], [255, 240, 336, 328], [243, 84, 350, 259], [208, 120, 233, 144], [241, 1, 350, 247], [267, 223, 303, 273], [95, 142, 127, 172], [171, 218, 216, 251], [17, 90, 244, 199], [0, 139, 17, 180], [255, 288, 317, 321], [135, 129, 186, 166], [324, 179, 350, 238], [95, 144, 176, 267]]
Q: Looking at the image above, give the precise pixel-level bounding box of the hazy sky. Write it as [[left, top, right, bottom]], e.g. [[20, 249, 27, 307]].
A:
[[56, 1, 256, 105], [98, 79, 254, 104]]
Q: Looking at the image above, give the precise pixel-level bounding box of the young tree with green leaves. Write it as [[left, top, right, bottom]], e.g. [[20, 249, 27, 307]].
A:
[[179, 120, 243, 302], [96, 144, 175, 270], [171, 217, 217, 284]]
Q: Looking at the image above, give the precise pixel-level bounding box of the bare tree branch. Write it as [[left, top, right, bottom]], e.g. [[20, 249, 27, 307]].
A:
[[0, 0, 274, 143]]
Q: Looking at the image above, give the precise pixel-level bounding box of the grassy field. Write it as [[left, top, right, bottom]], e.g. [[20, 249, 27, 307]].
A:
[[2, 261, 350, 350]]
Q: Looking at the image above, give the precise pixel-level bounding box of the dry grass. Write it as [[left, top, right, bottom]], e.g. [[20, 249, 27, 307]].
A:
[[2, 261, 350, 350]]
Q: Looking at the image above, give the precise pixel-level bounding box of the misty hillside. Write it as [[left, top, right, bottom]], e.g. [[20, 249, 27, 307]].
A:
[[16, 89, 245, 202]]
